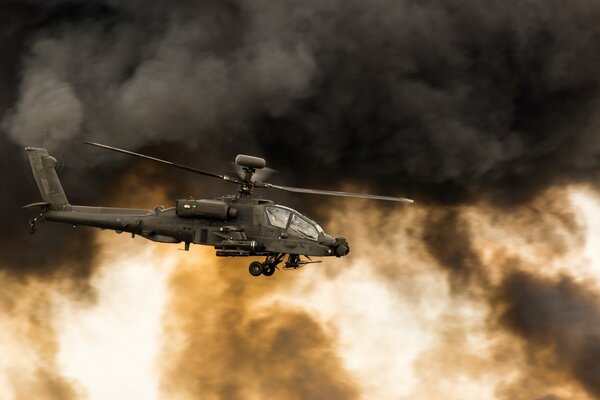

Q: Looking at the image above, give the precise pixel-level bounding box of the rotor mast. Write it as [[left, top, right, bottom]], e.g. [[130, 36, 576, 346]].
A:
[[238, 166, 255, 197]]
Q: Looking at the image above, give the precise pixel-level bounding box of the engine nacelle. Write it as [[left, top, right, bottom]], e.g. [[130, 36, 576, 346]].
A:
[[176, 199, 237, 219]]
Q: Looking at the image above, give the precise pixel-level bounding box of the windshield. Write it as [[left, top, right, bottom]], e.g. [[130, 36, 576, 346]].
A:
[[288, 214, 319, 241], [265, 206, 290, 229], [265, 206, 323, 241]]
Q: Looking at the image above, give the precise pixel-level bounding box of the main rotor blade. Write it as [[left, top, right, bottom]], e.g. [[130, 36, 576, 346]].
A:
[[266, 184, 414, 203], [85, 142, 239, 183]]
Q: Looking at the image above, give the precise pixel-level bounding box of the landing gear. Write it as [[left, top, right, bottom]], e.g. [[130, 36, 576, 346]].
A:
[[249, 261, 264, 276], [264, 253, 284, 276], [248, 261, 274, 277], [262, 265, 275, 276], [248, 253, 322, 277], [248, 253, 284, 277], [28, 210, 47, 235]]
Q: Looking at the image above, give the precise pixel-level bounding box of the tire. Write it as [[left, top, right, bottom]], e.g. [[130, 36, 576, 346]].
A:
[[263, 265, 275, 276], [249, 261, 264, 276]]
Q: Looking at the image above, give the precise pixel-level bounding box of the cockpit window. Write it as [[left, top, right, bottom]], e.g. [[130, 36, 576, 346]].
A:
[[266, 206, 323, 241], [266, 206, 290, 229], [288, 214, 319, 241]]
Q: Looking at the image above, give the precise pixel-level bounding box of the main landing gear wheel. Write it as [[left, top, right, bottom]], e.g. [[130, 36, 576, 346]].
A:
[[249, 261, 264, 276], [262, 264, 275, 276]]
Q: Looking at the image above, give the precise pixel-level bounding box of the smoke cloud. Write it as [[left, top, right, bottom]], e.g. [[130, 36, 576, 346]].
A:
[[414, 190, 600, 399], [495, 270, 600, 398], [0, 274, 84, 400], [3, 0, 600, 201], [2, 1, 600, 399], [160, 255, 359, 400]]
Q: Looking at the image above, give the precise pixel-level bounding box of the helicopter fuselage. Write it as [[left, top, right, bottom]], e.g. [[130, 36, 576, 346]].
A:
[[39, 196, 350, 260]]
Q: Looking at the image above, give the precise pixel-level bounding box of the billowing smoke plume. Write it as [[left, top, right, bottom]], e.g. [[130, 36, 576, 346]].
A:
[[415, 191, 600, 399], [4, 0, 600, 198], [497, 271, 600, 398], [0, 272, 85, 399], [2, 0, 600, 399], [160, 255, 359, 400]]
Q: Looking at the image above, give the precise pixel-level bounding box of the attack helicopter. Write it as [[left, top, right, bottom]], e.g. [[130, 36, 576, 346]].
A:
[[24, 143, 413, 276]]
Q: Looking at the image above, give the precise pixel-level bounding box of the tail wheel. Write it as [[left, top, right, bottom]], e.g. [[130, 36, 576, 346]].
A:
[[249, 261, 264, 277], [262, 264, 275, 276]]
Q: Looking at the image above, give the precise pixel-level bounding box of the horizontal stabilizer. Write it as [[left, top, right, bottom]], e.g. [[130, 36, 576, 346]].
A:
[[23, 202, 51, 209]]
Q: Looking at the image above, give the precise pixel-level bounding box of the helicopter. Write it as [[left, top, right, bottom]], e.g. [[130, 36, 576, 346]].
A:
[[23, 142, 413, 277]]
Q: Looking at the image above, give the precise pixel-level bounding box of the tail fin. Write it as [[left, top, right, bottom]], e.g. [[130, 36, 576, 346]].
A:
[[25, 147, 69, 210]]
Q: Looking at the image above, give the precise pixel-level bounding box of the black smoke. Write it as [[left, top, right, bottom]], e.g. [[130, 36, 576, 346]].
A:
[[497, 271, 600, 398], [2, 0, 600, 273], [420, 199, 600, 398], [254, 1, 600, 205], [3, 1, 600, 201], [2, 1, 600, 398]]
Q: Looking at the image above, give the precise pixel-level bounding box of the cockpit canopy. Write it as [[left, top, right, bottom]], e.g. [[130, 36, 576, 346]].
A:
[[265, 206, 324, 241]]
